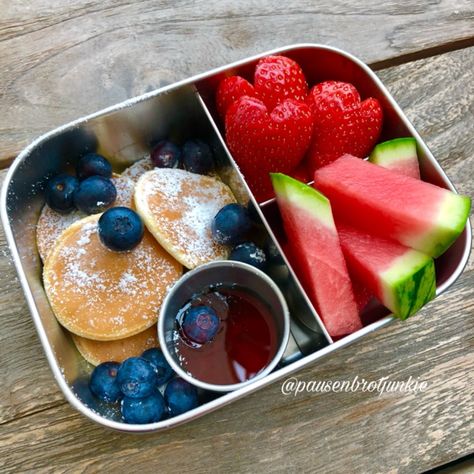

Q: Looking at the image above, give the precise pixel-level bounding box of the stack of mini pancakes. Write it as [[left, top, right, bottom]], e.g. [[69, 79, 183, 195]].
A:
[[38, 157, 237, 366]]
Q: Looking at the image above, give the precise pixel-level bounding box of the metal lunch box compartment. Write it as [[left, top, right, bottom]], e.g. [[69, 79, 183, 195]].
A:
[[1, 44, 471, 433]]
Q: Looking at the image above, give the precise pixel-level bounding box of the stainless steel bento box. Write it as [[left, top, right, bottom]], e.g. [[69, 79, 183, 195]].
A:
[[1, 44, 471, 433]]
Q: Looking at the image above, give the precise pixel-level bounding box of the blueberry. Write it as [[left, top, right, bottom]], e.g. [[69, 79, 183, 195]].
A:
[[141, 348, 174, 386], [45, 174, 79, 213], [182, 139, 214, 174], [116, 357, 158, 399], [264, 239, 283, 265], [229, 242, 267, 270], [150, 140, 181, 168], [72, 377, 123, 421], [182, 305, 219, 345], [247, 201, 261, 223], [121, 391, 166, 424], [76, 153, 112, 180], [164, 378, 199, 416], [72, 377, 101, 410], [212, 203, 252, 245], [73, 176, 117, 214], [89, 362, 122, 403], [98, 207, 144, 251]]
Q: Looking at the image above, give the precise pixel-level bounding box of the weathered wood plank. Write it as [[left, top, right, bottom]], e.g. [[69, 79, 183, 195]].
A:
[[0, 183, 67, 423], [0, 0, 473, 165], [0, 45, 473, 473], [0, 273, 472, 473]]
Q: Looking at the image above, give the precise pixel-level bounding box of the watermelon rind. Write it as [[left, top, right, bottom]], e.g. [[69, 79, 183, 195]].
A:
[[369, 137, 417, 167], [407, 192, 471, 257], [270, 173, 334, 228], [381, 249, 436, 319], [271, 172, 362, 336]]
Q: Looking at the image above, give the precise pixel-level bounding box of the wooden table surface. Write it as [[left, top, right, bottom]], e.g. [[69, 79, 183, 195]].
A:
[[0, 2, 473, 473]]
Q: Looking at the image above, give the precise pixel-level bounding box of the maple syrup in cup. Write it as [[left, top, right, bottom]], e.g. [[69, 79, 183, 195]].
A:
[[158, 261, 290, 392]]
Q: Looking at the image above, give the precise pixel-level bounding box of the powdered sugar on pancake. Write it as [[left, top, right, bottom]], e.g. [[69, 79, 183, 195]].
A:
[[44, 215, 182, 340], [135, 169, 236, 269], [112, 174, 135, 207], [122, 157, 154, 183], [37, 207, 86, 262]]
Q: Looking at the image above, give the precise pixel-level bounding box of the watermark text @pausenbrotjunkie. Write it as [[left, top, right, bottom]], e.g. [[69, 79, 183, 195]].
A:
[[281, 375, 428, 397]]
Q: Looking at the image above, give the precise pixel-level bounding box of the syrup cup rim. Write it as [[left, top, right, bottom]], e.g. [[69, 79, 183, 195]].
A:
[[158, 260, 290, 392]]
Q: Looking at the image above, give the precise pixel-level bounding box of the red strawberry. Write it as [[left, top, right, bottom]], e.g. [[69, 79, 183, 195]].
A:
[[290, 161, 312, 184], [216, 76, 255, 118], [306, 81, 383, 172], [226, 96, 314, 202], [215, 55, 309, 119], [254, 55, 308, 111]]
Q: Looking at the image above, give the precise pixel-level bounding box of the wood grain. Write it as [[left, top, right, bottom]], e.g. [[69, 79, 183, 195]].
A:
[[0, 207, 67, 424], [1, 0, 474, 166], [1, 266, 473, 473], [0, 44, 473, 473]]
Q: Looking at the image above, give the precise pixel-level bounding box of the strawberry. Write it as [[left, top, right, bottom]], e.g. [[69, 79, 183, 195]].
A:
[[306, 81, 383, 172], [290, 161, 312, 184], [216, 76, 255, 118], [215, 55, 309, 119], [225, 96, 314, 202], [216, 56, 313, 200], [254, 55, 308, 111]]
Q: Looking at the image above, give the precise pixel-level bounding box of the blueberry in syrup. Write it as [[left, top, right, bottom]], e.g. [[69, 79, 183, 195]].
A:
[[229, 242, 267, 270], [182, 305, 220, 345], [45, 174, 79, 213], [89, 361, 122, 403], [116, 357, 158, 399], [73, 175, 117, 214], [76, 153, 112, 180], [164, 377, 199, 416], [190, 291, 229, 321], [211, 203, 252, 245], [182, 139, 214, 174], [98, 207, 144, 251], [141, 348, 174, 386], [121, 391, 166, 424], [150, 140, 181, 168], [175, 287, 277, 386]]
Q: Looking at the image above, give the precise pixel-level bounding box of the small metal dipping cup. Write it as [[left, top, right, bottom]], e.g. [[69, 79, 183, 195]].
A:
[[158, 260, 290, 392]]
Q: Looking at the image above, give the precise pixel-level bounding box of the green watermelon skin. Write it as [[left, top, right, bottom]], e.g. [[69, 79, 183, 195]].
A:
[[337, 223, 436, 319], [271, 173, 362, 338], [369, 137, 420, 179], [314, 154, 471, 258]]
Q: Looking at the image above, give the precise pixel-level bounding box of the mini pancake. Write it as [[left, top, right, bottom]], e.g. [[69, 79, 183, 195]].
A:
[[36, 174, 134, 261], [44, 214, 182, 340], [37, 208, 85, 262], [134, 169, 236, 269], [122, 157, 154, 183], [112, 174, 135, 208], [72, 326, 158, 366]]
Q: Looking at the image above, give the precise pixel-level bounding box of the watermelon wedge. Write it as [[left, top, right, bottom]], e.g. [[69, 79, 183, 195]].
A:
[[369, 137, 420, 179], [351, 272, 373, 311], [271, 173, 362, 338], [313, 154, 471, 258], [337, 223, 436, 319]]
